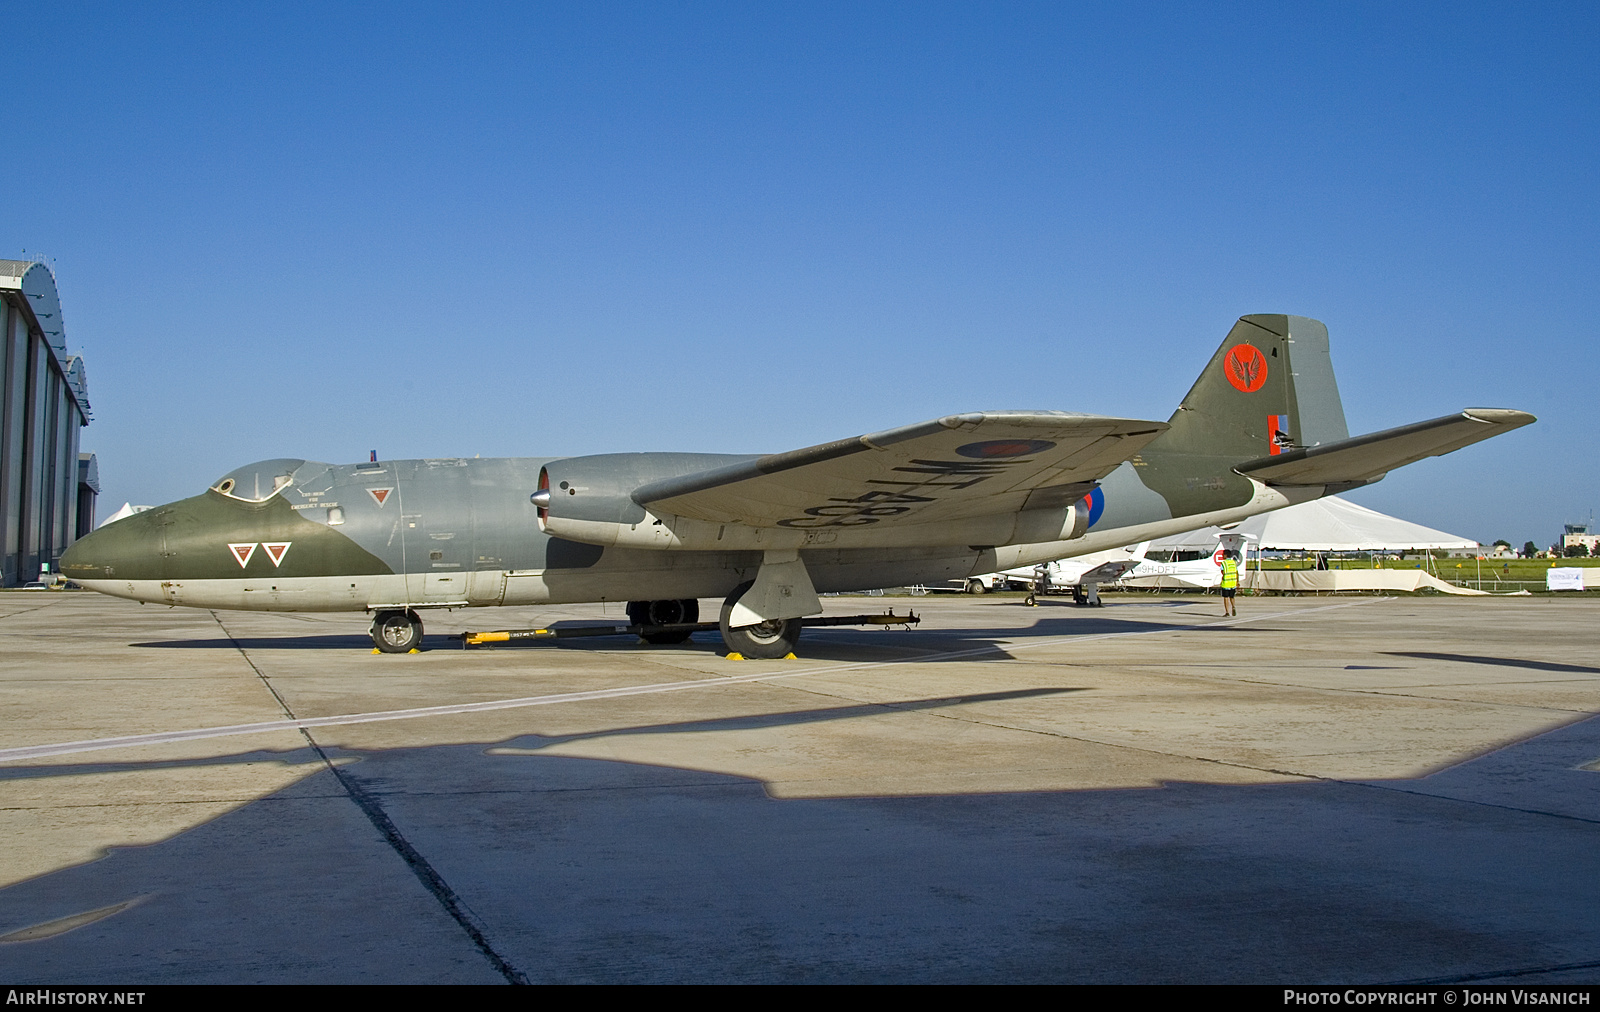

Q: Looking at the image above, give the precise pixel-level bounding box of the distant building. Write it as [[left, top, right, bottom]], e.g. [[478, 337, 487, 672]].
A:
[[77, 453, 100, 539], [1562, 523, 1599, 555], [1, 260, 92, 585]]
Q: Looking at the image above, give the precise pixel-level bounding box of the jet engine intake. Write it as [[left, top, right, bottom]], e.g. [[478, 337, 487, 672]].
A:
[[534, 462, 649, 533]]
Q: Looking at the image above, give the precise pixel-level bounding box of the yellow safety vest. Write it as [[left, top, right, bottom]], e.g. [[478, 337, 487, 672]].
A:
[[1220, 558, 1239, 589]]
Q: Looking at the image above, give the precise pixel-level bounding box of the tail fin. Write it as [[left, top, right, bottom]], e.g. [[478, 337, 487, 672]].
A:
[[1145, 315, 1349, 459]]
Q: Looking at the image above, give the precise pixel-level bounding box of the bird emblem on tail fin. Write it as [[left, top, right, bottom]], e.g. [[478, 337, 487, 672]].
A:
[[1224, 344, 1267, 393]]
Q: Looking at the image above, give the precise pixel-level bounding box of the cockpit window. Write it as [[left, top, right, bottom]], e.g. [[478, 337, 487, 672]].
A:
[[209, 458, 309, 502]]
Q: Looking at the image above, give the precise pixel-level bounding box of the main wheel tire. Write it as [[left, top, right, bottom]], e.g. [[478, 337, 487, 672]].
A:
[[626, 598, 700, 644], [719, 582, 802, 659], [372, 609, 423, 653], [965, 578, 988, 595]]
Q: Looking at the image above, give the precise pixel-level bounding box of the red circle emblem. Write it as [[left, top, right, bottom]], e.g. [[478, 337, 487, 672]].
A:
[[1224, 344, 1267, 393]]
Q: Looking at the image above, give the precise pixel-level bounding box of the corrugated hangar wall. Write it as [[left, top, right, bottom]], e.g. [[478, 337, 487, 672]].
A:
[[0, 260, 93, 586]]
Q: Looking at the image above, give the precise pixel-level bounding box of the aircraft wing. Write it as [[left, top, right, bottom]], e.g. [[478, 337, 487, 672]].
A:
[[1236, 409, 1535, 487], [633, 411, 1168, 529]]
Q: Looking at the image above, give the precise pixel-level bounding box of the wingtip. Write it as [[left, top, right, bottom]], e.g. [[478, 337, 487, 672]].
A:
[[1463, 408, 1537, 427]]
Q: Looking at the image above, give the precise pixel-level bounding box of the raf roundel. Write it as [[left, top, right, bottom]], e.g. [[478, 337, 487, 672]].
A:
[[954, 439, 1056, 459], [1083, 487, 1105, 528]]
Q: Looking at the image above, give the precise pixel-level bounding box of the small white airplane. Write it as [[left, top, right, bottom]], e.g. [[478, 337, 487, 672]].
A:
[[995, 531, 1259, 604], [1120, 531, 1258, 591], [955, 546, 1146, 594], [977, 543, 1151, 605]]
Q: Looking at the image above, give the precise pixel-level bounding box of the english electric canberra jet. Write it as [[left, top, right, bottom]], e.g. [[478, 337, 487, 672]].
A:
[[62, 315, 1533, 658]]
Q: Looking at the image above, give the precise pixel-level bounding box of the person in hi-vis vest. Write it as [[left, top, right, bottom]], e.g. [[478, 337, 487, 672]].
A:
[[1220, 551, 1240, 616]]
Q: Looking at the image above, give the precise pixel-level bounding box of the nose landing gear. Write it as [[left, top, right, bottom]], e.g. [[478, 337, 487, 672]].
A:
[[372, 609, 424, 652]]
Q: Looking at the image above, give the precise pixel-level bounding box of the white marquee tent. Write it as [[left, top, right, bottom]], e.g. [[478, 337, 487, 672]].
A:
[[1146, 496, 1479, 553], [99, 502, 153, 528]]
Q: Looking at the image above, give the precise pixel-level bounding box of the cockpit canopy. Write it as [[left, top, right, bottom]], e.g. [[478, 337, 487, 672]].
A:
[[209, 458, 310, 502]]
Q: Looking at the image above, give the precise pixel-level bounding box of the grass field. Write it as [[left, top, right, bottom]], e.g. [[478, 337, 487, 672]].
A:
[[1257, 556, 1600, 579], [1244, 554, 1598, 593]]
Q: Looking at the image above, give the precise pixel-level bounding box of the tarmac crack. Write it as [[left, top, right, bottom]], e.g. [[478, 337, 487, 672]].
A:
[[0, 797, 351, 810], [0, 601, 66, 621], [772, 681, 1324, 782], [1153, 675, 1600, 714], [209, 610, 530, 986], [1399, 956, 1600, 984], [1347, 779, 1600, 827], [774, 675, 1600, 788], [350, 780, 748, 798], [1024, 660, 1600, 715]]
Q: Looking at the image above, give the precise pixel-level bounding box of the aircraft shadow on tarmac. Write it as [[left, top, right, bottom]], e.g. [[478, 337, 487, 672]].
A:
[[131, 633, 375, 651], [480, 687, 1088, 751], [0, 688, 1086, 787], [745, 610, 1283, 664], [2, 709, 1599, 984], [1384, 651, 1600, 675], [126, 607, 1280, 661]]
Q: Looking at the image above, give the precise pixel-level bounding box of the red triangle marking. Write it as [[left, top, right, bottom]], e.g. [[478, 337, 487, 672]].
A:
[[229, 543, 257, 568], [262, 542, 291, 567], [368, 487, 393, 507]]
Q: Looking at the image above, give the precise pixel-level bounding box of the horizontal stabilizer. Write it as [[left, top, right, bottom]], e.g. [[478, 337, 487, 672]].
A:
[[1236, 408, 1535, 487], [1078, 559, 1142, 584], [634, 411, 1167, 530]]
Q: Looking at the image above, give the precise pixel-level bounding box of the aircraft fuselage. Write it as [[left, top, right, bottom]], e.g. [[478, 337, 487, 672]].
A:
[[60, 453, 1308, 613]]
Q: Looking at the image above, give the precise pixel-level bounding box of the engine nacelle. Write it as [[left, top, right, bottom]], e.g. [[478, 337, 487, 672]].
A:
[[532, 452, 751, 549], [1011, 496, 1092, 545]]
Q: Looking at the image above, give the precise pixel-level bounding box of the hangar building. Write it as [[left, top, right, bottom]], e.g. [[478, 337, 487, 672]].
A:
[[1, 260, 92, 586]]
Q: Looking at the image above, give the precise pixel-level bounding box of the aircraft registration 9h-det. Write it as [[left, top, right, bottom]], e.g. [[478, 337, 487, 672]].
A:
[[61, 315, 1533, 658]]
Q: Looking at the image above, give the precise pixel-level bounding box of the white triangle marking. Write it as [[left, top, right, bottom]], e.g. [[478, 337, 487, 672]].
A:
[[261, 542, 291, 567], [228, 543, 257, 568]]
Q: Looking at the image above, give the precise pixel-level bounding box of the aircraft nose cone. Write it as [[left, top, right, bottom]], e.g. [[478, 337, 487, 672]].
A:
[[60, 511, 164, 583]]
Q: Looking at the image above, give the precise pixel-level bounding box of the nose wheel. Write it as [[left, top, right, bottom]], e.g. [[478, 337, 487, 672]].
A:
[[372, 609, 423, 652]]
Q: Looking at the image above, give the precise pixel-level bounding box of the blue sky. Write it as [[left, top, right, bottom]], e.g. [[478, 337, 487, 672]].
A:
[[10, 2, 1596, 547]]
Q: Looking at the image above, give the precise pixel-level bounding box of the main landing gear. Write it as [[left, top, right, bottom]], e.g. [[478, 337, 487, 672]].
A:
[[1072, 583, 1104, 607], [718, 581, 801, 660], [371, 609, 423, 652], [626, 599, 700, 644], [619, 589, 809, 658]]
